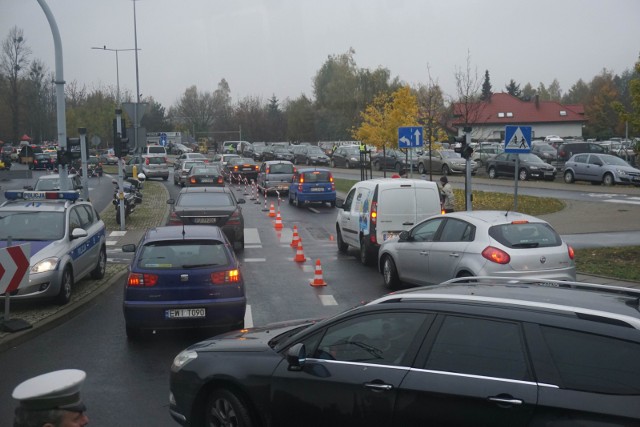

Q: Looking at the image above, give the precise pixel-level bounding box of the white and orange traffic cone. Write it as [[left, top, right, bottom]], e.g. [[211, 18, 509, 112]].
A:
[[268, 203, 276, 217], [290, 225, 300, 247], [294, 243, 307, 263], [309, 259, 327, 287], [274, 211, 283, 230]]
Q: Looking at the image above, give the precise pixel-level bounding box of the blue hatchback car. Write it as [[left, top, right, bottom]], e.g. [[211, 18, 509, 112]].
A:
[[122, 225, 246, 339], [288, 168, 336, 207]]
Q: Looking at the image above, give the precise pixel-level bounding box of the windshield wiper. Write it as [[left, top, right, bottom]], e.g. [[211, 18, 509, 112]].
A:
[[181, 263, 219, 268]]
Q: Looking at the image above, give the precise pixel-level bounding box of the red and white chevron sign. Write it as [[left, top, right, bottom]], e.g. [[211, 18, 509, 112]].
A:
[[0, 244, 31, 294]]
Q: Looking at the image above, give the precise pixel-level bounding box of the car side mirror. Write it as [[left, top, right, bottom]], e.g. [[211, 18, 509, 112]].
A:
[[167, 199, 175, 205], [335, 198, 344, 209], [286, 343, 306, 371], [70, 227, 88, 240], [237, 198, 246, 204], [122, 243, 136, 253]]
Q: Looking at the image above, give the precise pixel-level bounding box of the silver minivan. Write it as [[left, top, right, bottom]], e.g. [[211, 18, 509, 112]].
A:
[[256, 160, 296, 195]]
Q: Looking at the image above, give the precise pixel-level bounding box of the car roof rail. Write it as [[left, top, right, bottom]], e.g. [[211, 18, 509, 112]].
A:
[[440, 276, 640, 299]]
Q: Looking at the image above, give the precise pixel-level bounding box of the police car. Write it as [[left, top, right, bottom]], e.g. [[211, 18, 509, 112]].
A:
[[0, 190, 106, 305]]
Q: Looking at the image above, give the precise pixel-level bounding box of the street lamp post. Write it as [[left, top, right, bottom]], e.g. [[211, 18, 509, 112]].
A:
[[91, 46, 138, 106]]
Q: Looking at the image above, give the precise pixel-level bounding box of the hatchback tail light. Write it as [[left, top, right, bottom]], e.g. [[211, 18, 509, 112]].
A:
[[482, 246, 511, 264], [568, 245, 575, 260], [211, 269, 241, 284], [217, 176, 224, 185], [127, 272, 158, 287]]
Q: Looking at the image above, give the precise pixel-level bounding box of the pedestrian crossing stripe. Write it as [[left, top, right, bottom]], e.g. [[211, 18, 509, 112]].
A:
[[504, 125, 532, 153]]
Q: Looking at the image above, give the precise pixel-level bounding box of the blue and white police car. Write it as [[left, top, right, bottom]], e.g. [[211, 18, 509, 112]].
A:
[[0, 190, 106, 305]]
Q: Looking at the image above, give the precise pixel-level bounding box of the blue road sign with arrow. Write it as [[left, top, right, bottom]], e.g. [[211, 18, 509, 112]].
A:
[[398, 126, 423, 148], [159, 133, 167, 146], [504, 125, 532, 153]]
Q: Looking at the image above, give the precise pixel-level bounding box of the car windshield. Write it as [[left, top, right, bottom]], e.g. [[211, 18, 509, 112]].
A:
[[440, 151, 460, 159], [344, 147, 359, 155], [601, 155, 631, 166], [177, 193, 235, 207], [0, 211, 65, 240], [307, 147, 324, 155], [489, 222, 562, 249], [183, 161, 204, 170], [137, 241, 229, 270]]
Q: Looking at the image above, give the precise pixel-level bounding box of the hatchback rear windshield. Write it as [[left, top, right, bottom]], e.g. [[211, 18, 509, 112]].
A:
[[147, 146, 166, 154], [302, 171, 332, 182], [146, 157, 166, 165], [137, 241, 230, 270], [269, 163, 294, 174], [489, 222, 562, 248]]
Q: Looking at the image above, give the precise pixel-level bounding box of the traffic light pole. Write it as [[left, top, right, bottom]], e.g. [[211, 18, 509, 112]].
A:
[[465, 132, 472, 211], [78, 128, 89, 201]]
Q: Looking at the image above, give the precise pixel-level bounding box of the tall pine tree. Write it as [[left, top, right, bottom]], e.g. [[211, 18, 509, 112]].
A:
[[481, 70, 492, 101], [505, 79, 522, 98]]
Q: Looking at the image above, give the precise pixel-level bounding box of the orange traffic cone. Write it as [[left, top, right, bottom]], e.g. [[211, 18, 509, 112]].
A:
[[290, 225, 300, 247], [268, 203, 276, 217], [294, 243, 307, 262], [310, 259, 327, 287], [274, 211, 283, 230]]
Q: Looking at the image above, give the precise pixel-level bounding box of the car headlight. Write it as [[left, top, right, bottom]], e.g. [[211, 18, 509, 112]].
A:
[[616, 169, 627, 176], [31, 257, 59, 274], [171, 349, 198, 372], [349, 157, 359, 161]]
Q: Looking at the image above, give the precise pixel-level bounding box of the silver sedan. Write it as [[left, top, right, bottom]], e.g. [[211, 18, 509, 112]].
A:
[[378, 210, 576, 289]]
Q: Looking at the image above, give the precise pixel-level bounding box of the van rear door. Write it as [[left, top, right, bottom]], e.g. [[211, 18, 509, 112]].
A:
[[376, 184, 418, 243]]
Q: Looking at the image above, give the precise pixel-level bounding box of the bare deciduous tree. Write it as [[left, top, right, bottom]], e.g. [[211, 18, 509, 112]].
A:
[[1, 26, 32, 142]]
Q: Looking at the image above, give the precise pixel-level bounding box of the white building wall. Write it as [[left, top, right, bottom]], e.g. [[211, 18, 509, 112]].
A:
[[468, 123, 583, 141]]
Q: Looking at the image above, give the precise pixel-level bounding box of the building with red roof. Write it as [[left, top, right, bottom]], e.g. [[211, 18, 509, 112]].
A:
[[450, 93, 586, 141]]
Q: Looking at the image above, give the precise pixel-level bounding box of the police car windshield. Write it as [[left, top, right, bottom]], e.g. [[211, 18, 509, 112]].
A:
[[0, 211, 65, 240]]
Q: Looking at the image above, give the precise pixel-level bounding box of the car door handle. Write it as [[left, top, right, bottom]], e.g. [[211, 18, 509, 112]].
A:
[[402, 222, 414, 226], [488, 396, 523, 406], [364, 382, 393, 391], [419, 251, 429, 256], [449, 253, 460, 257]]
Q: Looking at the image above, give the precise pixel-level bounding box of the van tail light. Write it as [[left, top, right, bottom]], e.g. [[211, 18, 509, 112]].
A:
[[227, 209, 242, 225], [370, 201, 378, 225], [145, 158, 150, 165], [168, 211, 183, 225], [211, 269, 241, 284], [217, 176, 224, 185], [482, 246, 511, 264], [233, 165, 239, 171], [568, 245, 575, 260], [127, 273, 158, 287]]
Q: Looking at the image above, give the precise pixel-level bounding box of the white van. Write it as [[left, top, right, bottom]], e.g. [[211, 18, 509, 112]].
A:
[[336, 178, 441, 265]]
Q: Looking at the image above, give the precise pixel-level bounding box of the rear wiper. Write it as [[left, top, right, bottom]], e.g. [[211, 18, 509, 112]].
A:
[[181, 263, 219, 268], [512, 242, 540, 248]]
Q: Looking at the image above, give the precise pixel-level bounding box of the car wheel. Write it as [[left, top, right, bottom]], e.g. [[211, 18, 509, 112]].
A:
[[204, 389, 253, 427], [330, 200, 336, 208], [441, 164, 450, 176], [90, 247, 107, 279], [55, 267, 73, 305], [488, 166, 497, 179], [336, 228, 348, 253], [418, 163, 426, 174], [162, 176, 168, 181], [603, 173, 615, 186], [518, 168, 528, 181], [359, 237, 372, 266], [345, 161, 351, 169], [288, 193, 293, 205], [382, 256, 400, 289], [235, 237, 245, 252], [564, 170, 575, 184], [294, 194, 301, 208]]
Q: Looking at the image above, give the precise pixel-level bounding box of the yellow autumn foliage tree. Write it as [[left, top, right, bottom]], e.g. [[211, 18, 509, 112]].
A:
[[352, 86, 420, 150]]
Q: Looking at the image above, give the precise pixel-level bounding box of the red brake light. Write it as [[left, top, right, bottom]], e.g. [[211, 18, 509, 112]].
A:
[[217, 176, 224, 184], [210, 269, 241, 284], [568, 245, 575, 260], [227, 209, 242, 225], [127, 273, 158, 287], [233, 165, 239, 171], [299, 175, 305, 183], [145, 158, 150, 165], [482, 246, 511, 264]]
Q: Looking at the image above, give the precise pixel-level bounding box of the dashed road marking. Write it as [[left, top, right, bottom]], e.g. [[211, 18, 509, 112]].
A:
[[245, 305, 253, 328], [243, 258, 266, 262], [318, 295, 338, 306]]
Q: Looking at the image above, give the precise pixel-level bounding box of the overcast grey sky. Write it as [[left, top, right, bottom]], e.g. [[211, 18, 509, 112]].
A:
[[3, 0, 640, 109]]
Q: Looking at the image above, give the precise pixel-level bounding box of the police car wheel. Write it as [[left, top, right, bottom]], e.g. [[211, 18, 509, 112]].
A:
[[55, 267, 73, 305], [91, 247, 106, 280]]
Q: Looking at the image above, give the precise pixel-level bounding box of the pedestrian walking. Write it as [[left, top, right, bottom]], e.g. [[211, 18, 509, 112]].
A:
[[12, 369, 89, 427], [439, 176, 455, 213]]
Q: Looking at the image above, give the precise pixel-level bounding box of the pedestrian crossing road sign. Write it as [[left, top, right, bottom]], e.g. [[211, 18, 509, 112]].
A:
[[504, 126, 532, 153]]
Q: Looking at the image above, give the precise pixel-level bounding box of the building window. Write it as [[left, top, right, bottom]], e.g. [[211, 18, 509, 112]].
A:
[[560, 111, 567, 116], [498, 112, 505, 118], [506, 112, 513, 117]]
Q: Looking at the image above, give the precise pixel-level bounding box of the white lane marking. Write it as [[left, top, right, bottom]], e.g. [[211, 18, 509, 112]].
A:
[[244, 244, 263, 249], [603, 199, 640, 206], [318, 295, 338, 306], [109, 231, 127, 237], [245, 305, 253, 328], [308, 207, 320, 213], [106, 240, 118, 246], [243, 258, 267, 262], [244, 228, 261, 245]]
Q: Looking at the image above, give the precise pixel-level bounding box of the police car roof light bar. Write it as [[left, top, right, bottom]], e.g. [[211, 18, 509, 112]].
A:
[[4, 190, 80, 201]]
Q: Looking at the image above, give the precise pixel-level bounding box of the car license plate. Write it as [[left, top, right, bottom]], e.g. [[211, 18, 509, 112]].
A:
[[201, 178, 213, 183], [165, 308, 206, 319], [310, 187, 324, 192], [242, 167, 252, 171], [194, 217, 217, 224]]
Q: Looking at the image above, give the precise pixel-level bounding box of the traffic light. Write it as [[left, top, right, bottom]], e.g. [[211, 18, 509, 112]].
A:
[[65, 137, 82, 164], [461, 143, 474, 159], [452, 135, 465, 154], [113, 117, 129, 158]]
